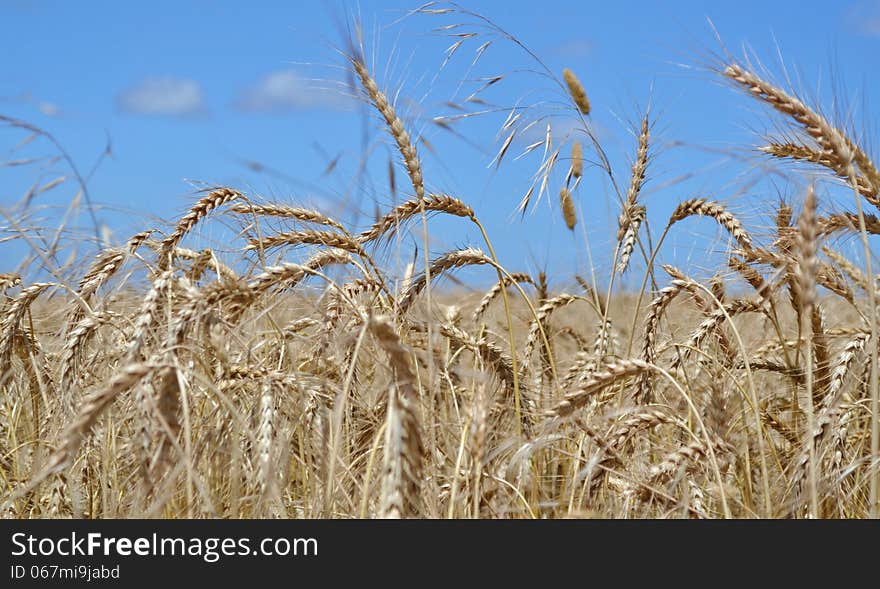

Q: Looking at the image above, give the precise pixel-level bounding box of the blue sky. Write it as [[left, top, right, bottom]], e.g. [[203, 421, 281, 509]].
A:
[[3, 1, 880, 286]]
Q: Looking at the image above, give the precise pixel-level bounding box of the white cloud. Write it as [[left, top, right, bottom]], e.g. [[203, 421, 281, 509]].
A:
[[236, 70, 351, 113], [118, 77, 205, 116]]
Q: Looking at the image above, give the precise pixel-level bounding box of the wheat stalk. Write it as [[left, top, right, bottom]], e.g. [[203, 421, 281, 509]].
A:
[[369, 316, 423, 518]]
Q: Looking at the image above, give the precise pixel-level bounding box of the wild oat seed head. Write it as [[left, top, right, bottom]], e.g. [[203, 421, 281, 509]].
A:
[[571, 142, 583, 178], [560, 187, 577, 230], [563, 68, 591, 115]]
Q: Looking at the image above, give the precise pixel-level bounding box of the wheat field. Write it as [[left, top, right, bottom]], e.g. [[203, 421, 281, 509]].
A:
[[2, 6, 880, 519]]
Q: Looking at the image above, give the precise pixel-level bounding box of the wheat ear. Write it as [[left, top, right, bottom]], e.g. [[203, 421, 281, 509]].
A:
[[358, 194, 473, 244], [668, 198, 753, 250], [398, 247, 494, 312], [229, 202, 345, 231], [553, 359, 655, 417], [369, 316, 423, 518], [158, 187, 240, 268], [0, 282, 53, 370]]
